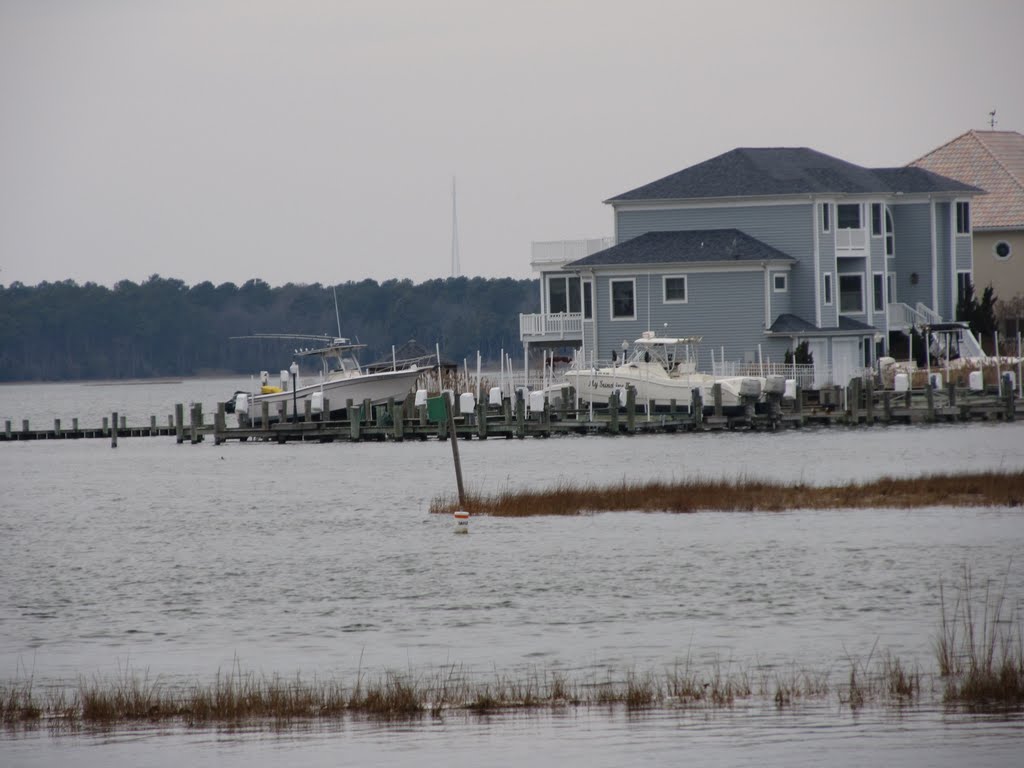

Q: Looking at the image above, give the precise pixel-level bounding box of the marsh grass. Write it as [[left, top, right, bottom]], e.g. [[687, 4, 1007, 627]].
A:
[[430, 471, 1024, 517], [937, 568, 1024, 706]]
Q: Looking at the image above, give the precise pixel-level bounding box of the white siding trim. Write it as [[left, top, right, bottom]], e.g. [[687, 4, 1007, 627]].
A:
[[930, 200, 939, 313], [813, 203, 821, 326]]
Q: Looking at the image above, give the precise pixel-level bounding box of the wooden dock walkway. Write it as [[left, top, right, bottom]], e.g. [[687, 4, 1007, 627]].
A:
[[4, 382, 1017, 444]]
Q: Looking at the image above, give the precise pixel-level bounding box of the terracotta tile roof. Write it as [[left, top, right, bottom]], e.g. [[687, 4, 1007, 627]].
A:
[[909, 130, 1024, 229]]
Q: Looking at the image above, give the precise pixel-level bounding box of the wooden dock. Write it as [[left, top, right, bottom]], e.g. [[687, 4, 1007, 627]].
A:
[[5, 381, 1015, 444]]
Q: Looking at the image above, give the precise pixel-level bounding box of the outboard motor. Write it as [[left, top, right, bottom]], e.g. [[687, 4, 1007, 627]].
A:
[[224, 390, 246, 414]]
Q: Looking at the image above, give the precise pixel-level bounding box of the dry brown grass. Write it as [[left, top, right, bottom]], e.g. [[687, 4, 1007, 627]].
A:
[[430, 471, 1024, 517]]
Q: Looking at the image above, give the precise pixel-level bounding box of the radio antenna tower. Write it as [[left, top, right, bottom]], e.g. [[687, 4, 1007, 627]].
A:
[[450, 176, 461, 278]]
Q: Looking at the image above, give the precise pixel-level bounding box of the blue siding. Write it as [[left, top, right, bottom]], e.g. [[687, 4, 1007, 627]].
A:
[[590, 267, 789, 367], [615, 204, 816, 322], [890, 202, 932, 310]]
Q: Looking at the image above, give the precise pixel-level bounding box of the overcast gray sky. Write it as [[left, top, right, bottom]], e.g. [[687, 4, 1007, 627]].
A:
[[1, 0, 1021, 288]]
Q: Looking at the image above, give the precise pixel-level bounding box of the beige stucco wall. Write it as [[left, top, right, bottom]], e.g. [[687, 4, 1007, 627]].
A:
[[973, 230, 1024, 301]]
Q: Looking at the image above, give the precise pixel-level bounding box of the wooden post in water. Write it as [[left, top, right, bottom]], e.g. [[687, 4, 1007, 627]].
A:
[[608, 392, 619, 433], [625, 386, 636, 433], [102, 416, 108, 435], [120, 415, 126, 430], [503, 397, 512, 425], [865, 380, 875, 424], [390, 398, 404, 441], [515, 391, 526, 439], [150, 415, 157, 436], [925, 384, 935, 422], [443, 393, 466, 508], [947, 381, 957, 408], [1006, 377, 1016, 421], [54, 418, 61, 438], [476, 400, 488, 439], [713, 383, 723, 418], [304, 399, 312, 423], [73, 417, 79, 433], [347, 399, 360, 441], [111, 411, 118, 448], [260, 401, 269, 429], [175, 404, 184, 444], [883, 391, 892, 422], [215, 402, 226, 445], [6, 420, 12, 438], [690, 389, 703, 428]]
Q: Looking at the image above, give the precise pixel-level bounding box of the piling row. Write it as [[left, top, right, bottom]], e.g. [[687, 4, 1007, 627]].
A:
[[1, 381, 1019, 445]]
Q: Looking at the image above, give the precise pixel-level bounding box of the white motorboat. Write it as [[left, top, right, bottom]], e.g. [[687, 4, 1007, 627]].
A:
[[229, 335, 424, 420], [568, 333, 763, 412]]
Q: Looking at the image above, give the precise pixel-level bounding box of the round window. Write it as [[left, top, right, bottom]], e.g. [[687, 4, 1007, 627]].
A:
[[994, 241, 1012, 260]]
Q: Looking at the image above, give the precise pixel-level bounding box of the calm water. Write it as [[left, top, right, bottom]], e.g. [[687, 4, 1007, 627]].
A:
[[2, 378, 1023, 766]]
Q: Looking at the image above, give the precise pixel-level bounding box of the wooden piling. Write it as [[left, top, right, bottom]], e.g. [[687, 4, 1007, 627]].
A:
[[304, 399, 312, 422], [713, 383, 723, 418], [625, 386, 636, 433], [111, 411, 118, 448], [73, 417, 79, 432], [516, 391, 526, 439], [883, 391, 892, 422], [476, 400, 488, 439], [215, 402, 226, 445], [865, 380, 875, 424], [608, 392, 619, 433], [347, 399, 360, 441], [925, 385, 935, 422], [691, 388, 703, 428], [6, 420, 12, 438], [150, 415, 157, 436], [54, 418, 61, 437], [175, 404, 184, 443]]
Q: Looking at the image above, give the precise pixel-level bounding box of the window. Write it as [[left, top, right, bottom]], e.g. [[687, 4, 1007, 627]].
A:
[[823, 273, 833, 305], [885, 209, 895, 257], [871, 203, 882, 236], [956, 201, 971, 234], [839, 274, 864, 313], [610, 278, 636, 320], [887, 272, 896, 304], [663, 275, 687, 303], [957, 271, 972, 308], [837, 203, 861, 229], [821, 203, 831, 232], [994, 241, 1012, 261], [582, 280, 593, 320], [546, 276, 581, 314], [873, 273, 884, 313], [773, 273, 787, 293]]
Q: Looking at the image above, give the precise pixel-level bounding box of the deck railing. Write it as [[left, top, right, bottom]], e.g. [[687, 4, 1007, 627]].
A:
[[519, 312, 583, 340]]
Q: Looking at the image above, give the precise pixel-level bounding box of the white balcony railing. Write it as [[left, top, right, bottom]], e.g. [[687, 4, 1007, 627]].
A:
[[530, 238, 615, 271], [888, 302, 920, 329], [835, 228, 867, 255], [519, 312, 583, 341]]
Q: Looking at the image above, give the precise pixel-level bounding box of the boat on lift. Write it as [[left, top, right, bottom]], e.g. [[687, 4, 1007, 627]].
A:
[[568, 332, 763, 413], [228, 334, 424, 420]]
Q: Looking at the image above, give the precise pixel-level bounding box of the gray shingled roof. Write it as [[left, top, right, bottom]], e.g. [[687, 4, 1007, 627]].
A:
[[564, 229, 794, 268], [608, 148, 980, 202], [769, 313, 876, 334]]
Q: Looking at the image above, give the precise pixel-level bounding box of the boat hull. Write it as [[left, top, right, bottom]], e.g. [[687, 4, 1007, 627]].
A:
[[567, 366, 762, 412], [245, 367, 422, 419]]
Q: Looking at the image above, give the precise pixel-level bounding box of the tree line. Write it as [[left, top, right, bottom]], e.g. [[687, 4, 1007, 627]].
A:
[[0, 276, 538, 382]]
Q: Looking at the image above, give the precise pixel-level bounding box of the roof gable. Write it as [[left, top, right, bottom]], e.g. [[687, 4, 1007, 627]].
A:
[[564, 229, 795, 269], [608, 147, 978, 203], [910, 130, 1024, 229]]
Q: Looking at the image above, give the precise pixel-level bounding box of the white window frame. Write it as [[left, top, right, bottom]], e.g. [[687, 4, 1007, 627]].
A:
[[662, 275, 688, 304], [873, 271, 885, 313], [885, 208, 895, 258], [772, 273, 788, 293], [956, 270, 972, 307], [836, 203, 862, 230], [956, 201, 971, 235], [823, 272, 833, 306], [821, 202, 831, 233], [871, 203, 883, 237], [838, 273, 865, 315], [609, 278, 636, 321]]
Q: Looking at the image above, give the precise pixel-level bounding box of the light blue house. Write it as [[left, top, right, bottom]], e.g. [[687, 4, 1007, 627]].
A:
[[520, 147, 980, 386]]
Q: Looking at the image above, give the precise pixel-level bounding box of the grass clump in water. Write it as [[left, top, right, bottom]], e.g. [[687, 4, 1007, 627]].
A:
[[937, 567, 1024, 707], [430, 471, 1024, 517]]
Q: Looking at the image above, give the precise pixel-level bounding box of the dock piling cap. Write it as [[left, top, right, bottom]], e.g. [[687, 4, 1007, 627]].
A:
[[453, 509, 469, 533]]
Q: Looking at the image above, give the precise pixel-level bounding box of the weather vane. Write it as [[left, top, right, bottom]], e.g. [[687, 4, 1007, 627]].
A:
[[989, 109, 997, 129]]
